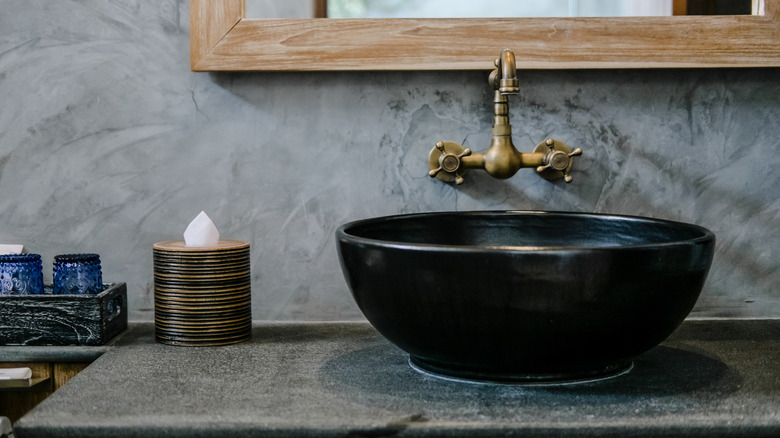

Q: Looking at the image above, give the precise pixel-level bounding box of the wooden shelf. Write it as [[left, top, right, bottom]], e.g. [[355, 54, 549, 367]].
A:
[[0, 377, 51, 392]]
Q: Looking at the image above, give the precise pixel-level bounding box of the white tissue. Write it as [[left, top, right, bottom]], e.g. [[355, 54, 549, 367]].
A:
[[183, 211, 220, 247], [0, 367, 32, 380], [0, 244, 23, 255]]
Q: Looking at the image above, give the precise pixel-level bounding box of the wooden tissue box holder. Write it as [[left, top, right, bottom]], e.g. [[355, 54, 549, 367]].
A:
[[0, 282, 127, 346]]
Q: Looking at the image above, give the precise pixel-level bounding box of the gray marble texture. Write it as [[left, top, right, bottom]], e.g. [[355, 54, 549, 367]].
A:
[[0, 1, 778, 321]]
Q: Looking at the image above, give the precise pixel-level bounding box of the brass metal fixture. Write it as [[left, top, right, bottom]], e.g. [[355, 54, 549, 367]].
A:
[[429, 49, 582, 185]]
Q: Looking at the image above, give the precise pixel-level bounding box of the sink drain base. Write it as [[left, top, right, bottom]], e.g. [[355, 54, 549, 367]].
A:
[[409, 356, 633, 385]]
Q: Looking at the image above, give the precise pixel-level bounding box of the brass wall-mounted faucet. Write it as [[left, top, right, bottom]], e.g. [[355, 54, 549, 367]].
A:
[[429, 49, 582, 185]]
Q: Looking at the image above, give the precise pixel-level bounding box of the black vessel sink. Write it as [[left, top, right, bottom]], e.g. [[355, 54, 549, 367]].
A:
[[336, 211, 715, 383]]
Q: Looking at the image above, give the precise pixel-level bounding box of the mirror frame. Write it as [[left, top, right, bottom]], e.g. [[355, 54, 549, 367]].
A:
[[191, 0, 779, 71]]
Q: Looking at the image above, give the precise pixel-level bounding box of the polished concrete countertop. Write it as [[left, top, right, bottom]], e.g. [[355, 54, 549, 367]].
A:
[[12, 320, 780, 438]]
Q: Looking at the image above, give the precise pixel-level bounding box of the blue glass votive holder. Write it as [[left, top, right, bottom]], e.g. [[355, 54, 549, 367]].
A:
[[53, 253, 103, 295], [0, 254, 45, 295]]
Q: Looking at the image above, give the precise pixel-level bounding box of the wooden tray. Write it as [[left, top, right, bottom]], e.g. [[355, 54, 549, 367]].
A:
[[0, 283, 127, 346]]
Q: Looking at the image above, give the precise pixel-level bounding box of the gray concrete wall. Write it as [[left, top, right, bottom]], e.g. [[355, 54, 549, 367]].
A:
[[1, 1, 778, 321]]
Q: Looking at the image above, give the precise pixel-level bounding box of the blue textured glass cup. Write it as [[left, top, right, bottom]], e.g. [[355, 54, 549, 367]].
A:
[[53, 253, 103, 295], [0, 254, 45, 295]]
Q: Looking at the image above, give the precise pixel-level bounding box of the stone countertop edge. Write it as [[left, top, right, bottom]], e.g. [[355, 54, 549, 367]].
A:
[[0, 322, 143, 363], [1, 345, 110, 364], [12, 319, 780, 438]]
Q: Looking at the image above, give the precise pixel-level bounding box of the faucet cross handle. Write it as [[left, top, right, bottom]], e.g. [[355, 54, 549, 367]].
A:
[[429, 141, 471, 185], [534, 139, 583, 183]]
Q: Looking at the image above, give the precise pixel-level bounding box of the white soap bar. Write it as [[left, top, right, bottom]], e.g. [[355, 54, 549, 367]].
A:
[[0, 367, 32, 380], [0, 244, 23, 255], [183, 211, 220, 247]]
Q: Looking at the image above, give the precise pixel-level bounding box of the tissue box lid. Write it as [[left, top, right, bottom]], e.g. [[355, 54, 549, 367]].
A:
[[153, 239, 248, 252]]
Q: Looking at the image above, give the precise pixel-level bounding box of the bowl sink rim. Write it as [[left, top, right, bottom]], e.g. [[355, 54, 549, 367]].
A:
[[336, 210, 715, 252]]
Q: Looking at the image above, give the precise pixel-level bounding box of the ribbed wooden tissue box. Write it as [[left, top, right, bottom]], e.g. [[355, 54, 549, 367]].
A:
[[0, 283, 127, 346], [153, 240, 251, 346]]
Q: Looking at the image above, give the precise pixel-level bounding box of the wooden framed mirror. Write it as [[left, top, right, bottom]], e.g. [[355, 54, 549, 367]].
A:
[[191, 0, 779, 71]]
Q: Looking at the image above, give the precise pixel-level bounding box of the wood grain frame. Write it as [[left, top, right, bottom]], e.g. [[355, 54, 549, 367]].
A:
[[191, 0, 779, 71]]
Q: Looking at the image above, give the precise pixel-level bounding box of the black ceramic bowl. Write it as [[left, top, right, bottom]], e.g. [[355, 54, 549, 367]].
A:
[[336, 211, 715, 383]]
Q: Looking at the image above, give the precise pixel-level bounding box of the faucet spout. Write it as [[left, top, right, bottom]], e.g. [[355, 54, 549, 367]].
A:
[[490, 49, 519, 95]]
